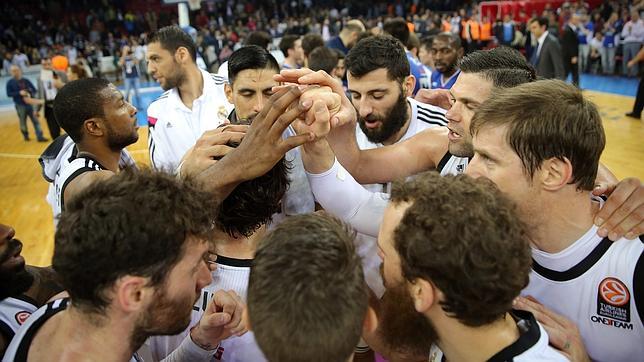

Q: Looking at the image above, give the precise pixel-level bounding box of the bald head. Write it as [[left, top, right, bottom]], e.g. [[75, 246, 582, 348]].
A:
[[10, 65, 21, 79]]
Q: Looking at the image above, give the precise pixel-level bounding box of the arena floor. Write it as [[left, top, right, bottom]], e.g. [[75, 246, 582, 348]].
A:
[[0, 89, 642, 267]]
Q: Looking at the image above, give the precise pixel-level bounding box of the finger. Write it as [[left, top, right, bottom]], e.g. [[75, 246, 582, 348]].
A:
[[312, 99, 330, 137], [196, 131, 246, 148], [263, 86, 305, 131], [591, 183, 611, 197], [279, 133, 315, 153], [211, 124, 249, 134], [270, 97, 312, 138], [598, 195, 642, 240], [198, 145, 235, 159], [624, 220, 644, 240], [204, 312, 232, 327], [274, 68, 315, 83], [593, 178, 641, 231], [539, 322, 569, 350], [513, 297, 564, 330]]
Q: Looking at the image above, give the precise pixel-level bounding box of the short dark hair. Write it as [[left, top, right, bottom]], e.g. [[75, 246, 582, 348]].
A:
[[391, 172, 531, 327], [54, 78, 111, 143], [245, 31, 272, 49], [530, 16, 549, 28], [216, 137, 290, 238], [434, 32, 462, 50], [471, 80, 605, 191], [459, 46, 536, 88], [148, 25, 197, 62], [248, 214, 367, 362], [346, 35, 409, 82], [54, 169, 219, 314], [420, 35, 435, 50], [308, 46, 338, 74], [279, 35, 299, 58], [301, 33, 325, 59], [383, 17, 410, 45], [228, 45, 280, 85]]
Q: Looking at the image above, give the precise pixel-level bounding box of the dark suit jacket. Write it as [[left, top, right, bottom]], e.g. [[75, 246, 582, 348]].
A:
[[561, 25, 580, 61], [536, 33, 566, 80]]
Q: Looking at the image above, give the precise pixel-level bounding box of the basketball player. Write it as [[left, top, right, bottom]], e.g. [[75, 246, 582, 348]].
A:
[[146, 25, 233, 172], [147, 135, 291, 362], [3, 170, 246, 362], [346, 35, 447, 193], [278, 47, 644, 241], [39, 78, 139, 224], [248, 213, 375, 362], [375, 172, 566, 361], [466, 80, 643, 362], [0, 224, 62, 357]]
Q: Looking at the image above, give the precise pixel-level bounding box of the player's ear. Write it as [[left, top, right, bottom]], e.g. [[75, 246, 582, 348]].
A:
[[224, 83, 233, 103], [84, 117, 105, 138], [409, 278, 435, 313], [362, 304, 378, 335], [114, 275, 153, 313], [404, 75, 416, 97]]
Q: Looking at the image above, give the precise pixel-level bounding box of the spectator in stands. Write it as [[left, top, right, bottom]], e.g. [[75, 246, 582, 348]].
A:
[[2, 52, 12, 76], [602, 12, 619, 75], [418, 36, 434, 73], [12, 49, 29, 72], [67, 64, 89, 81], [621, 9, 644, 77], [6, 65, 47, 142], [496, 14, 515, 47], [301, 33, 324, 68], [384, 17, 430, 94], [119, 45, 142, 108], [578, 13, 593, 73], [279, 34, 303, 69], [589, 31, 604, 74], [326, 19, 365, 55], [308, 46, 339, 77]]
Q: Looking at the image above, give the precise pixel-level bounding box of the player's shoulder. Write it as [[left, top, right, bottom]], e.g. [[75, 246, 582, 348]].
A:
[[147, 90, 172, 111]]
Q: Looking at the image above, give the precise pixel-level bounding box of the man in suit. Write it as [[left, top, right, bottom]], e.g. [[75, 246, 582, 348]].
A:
[[529, 17, 566, 79], [561, 14, 581, 86]]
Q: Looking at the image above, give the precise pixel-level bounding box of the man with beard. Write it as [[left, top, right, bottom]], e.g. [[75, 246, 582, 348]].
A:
[[429, 32, 463, 90], [247, 213, 375, 362], [41, 78, 139, 224], [3, 170, 246, 362], [375, 172, 566, 361], [347, 35, 447, 193], [146, 25, 233, 172], [0, 224, 62, 357]]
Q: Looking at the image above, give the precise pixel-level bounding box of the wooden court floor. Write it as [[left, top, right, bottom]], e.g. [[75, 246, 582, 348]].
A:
[[1, 90, 642, 267]]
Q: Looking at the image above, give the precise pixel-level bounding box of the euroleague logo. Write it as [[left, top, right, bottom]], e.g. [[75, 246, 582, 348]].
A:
[[14, 311, 31, 325], [599, 278, 630, 306]]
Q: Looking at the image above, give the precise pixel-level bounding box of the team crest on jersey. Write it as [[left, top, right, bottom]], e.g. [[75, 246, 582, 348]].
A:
[[14, 311, 31, 325], [597, 277, 630, 323], [218, 105, 229, 122]]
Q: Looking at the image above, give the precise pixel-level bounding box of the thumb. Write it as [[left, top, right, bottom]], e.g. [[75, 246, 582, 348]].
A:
[[204, 312, 232, 328]]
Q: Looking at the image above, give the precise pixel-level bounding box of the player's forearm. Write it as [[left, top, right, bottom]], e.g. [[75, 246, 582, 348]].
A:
[[326, 122, 363, 175]]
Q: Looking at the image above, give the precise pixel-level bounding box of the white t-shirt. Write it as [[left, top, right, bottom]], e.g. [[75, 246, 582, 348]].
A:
[[522, 224, 643, 362], [147, 69, 233, 172], [428, 311, 567, 362]]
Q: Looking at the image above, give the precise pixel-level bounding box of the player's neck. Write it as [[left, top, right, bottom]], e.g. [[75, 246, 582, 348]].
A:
[[31, 306, 136, 361], [441, 67, 457, 79], [178, 65, 205, 110], [382, 102, 412, 146], [215, 225, 267, 260], [529, 189, 599, 254], [436, 312, 520, 362], [77, 143, 121, 172]]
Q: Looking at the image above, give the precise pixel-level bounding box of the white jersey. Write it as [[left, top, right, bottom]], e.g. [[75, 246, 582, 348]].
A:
[[145, 256, 266, 362], [522, 226, 643, 362], [3, 299, 143, 362], [39, 135, 137, 226], [428, 311, 567, 362], [147, 69, 233, 172], [356, 98, 447, 193], [436, 152, 469, 176], [0, 296, 38, 344]]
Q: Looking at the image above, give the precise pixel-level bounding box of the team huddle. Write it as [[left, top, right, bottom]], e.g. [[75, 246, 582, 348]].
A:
[[1, 24, 643, 362]]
